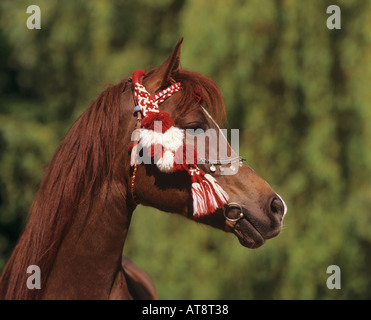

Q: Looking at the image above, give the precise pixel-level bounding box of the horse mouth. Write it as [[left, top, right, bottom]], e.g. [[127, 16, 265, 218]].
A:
[[232, 216, 266, 249]]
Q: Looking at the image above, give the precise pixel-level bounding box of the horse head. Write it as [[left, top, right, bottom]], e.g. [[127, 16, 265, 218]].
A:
[[120, 38, 287, 249]]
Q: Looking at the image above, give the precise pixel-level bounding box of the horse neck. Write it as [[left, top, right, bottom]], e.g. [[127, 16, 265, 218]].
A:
[[42, 93, 137, 299], [42, 181, 134, 299], [0, 80, 137, 299]]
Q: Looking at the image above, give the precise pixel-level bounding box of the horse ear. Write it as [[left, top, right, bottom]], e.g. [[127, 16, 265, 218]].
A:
[[157, 37, 183, 88]]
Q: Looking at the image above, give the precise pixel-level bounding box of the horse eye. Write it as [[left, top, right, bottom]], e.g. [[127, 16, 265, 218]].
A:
[[183, 123, 205, 134]]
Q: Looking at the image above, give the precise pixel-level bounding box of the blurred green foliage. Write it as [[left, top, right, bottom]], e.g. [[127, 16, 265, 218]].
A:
[[1, 0, 370, 299]]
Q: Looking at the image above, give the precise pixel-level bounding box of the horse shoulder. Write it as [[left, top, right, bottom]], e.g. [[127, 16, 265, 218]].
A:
[[119, 257, 159, 300]]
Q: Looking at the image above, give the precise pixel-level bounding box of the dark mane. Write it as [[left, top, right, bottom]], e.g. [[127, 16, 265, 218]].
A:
[[0, 80, 126, 299]]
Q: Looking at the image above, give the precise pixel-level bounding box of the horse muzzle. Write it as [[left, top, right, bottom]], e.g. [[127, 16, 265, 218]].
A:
[[224, 194, 287, 249]]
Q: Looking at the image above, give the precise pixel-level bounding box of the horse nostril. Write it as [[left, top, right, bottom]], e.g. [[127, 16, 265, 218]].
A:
[[270, 195, 286, 218]]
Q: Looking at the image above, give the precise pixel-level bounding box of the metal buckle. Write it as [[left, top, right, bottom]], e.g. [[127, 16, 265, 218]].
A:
[[223, 202, 244, 222]]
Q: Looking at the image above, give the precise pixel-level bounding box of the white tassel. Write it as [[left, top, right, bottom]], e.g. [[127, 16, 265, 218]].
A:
[[162, 126, 184, 152], [204, 174, 229, 205], [191, 182, 207, 218], [139, 129, 155, 148], [201, 179, 219, 213], [191, 177, 229, 217], [156, 150, 175, 173]]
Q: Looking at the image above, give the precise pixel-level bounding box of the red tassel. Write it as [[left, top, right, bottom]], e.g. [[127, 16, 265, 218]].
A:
[[191, 181, 207, 218], [201, 179, 219, 214], [141, 111, 173, 133], [203, 174, 229, 207], [190, 167, 229, 217]]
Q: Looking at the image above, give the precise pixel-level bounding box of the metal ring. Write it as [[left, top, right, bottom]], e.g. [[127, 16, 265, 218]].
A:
[[223, 202, 244, 222]]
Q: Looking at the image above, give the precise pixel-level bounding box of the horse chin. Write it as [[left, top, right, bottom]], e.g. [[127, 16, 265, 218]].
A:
[[232, 218, 266, 249]]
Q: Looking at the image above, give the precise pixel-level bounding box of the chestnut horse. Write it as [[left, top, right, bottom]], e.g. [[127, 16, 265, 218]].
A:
[[0, 39, 286, 299]]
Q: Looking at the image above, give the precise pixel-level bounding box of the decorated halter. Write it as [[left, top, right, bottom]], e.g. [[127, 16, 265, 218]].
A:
[[130, 70, 229, 217]]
